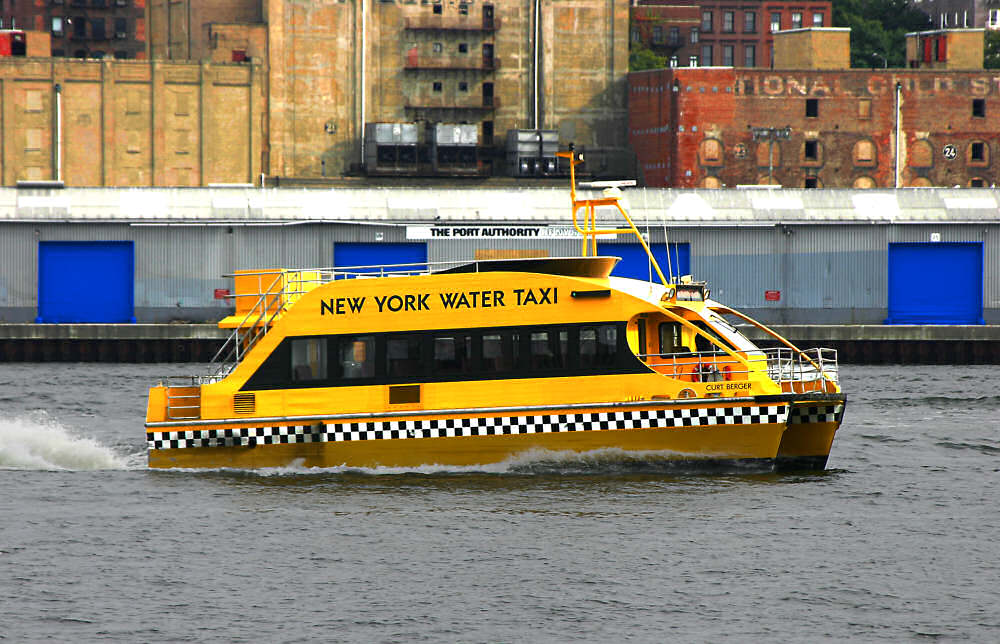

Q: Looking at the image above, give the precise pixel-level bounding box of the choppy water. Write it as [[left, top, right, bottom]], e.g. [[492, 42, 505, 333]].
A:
[[1, 363, 998, 642]]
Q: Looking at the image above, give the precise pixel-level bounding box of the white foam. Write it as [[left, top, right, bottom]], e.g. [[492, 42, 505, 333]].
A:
[[0, 413, 129, 471]]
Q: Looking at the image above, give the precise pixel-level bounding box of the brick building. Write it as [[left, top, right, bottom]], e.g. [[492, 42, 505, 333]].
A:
[[630, 0, 832, 69], [7, 0, 146, 60], [629, 27, 997, 188]]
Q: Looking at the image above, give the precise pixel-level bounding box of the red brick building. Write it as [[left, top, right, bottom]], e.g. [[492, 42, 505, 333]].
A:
[[7, 0, 146, 59], [631, 0, 831, 68], [629, 29, 998, 188]]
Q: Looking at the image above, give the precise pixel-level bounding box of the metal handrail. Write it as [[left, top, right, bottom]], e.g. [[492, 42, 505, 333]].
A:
[[641, 347, 839, 389]]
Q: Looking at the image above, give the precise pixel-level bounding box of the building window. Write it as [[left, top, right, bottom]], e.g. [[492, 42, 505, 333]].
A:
[[114, 17, 127, 39], [990, 9, 1000, 28], [701, 44, 713, 66], [722, 11, 734, 33], [433, 42, 442, 53], [690, 27, 699, 43], [458, 42, 468, 54], [432, 4, 442, 14], [804, 140, 819, 160], [669, 26, 680, 46], [700, 139, 723, 164], [432, 81, 443, 92], [858, 99, 872, 119], [722, 45, 734, 66], [973, 98, 985, 118], [853, 140, 876, 165], [806, 98, 818, 117], [459, 3, 468, 15], [804, 176, 819, 188], [73, 17, 87, 38], [813, 12, 824, 27], [702, 11, 713, 32], [970, 178, 986, 187], [970, 141, 987, 162], [114, 50, 129, 59], [631, 27, 639, 43], [91, 18, 105, 40], [744, 11, 756, 33], [52, 16, 64, 35], [458, 81, 468, 92], [653, 25, 664, 44], [744, 44, 755, 67], [770, 12, 781, 32], [791, 12, 802, 29]]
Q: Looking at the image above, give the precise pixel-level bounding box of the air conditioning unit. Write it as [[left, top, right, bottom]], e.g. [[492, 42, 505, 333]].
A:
[[115, 31, 126, 39]]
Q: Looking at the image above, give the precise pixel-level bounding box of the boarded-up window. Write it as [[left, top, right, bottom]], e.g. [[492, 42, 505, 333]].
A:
[[853, 140, 876, 165], [126, 89, 141, 114], [126, 130, 141, 153], [25, 129, 43, 151], [26, 90, 43, 112], [700, 139, 723, 165], [756, 141, 781, 167], [174, 129, 190, 155], [174, 91, 190, 116], [910, 140, 932, 167], [858, 99, 872, 119]]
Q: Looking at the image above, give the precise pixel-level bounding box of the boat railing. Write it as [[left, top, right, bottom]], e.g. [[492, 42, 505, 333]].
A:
[[762, 347, 839, 391], [642, 347, 839, 390]]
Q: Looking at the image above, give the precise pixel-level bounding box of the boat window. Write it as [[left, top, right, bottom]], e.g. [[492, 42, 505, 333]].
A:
[[580, 325, 617, 369], [659, 322, 688, 356], [693, 321, 734, 353], [242, 321, 647, 391], [291, 338, 328, 382], [529, 330, 568, 370], [483, 330, 520, 372], [637, 320, 647, 361], [434, 334, 473, 375], [387, 335, 424, 378], [337, 336, 375, 379]]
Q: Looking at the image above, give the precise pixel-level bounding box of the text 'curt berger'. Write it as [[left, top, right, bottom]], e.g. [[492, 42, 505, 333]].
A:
[[320, 287, 559, 315]]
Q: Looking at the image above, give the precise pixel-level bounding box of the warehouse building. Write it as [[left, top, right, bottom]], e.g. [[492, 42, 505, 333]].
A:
[[1, 185, 995, 325]]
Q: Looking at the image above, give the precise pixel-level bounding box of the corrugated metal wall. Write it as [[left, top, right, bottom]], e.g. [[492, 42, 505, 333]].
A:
[[1, 200, 998, 324]]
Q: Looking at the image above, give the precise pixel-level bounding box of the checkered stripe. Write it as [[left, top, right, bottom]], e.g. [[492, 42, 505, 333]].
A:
[[789, 403, 844, 425], [147, 404, 788, 451]]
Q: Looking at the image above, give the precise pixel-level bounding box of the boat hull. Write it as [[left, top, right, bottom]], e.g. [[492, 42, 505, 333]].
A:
[[774, 401, 846, 471], [147, 401, 790, 470]]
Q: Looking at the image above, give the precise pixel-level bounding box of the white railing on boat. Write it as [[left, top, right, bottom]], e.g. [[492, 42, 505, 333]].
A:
[[642, 347, 839, 391]]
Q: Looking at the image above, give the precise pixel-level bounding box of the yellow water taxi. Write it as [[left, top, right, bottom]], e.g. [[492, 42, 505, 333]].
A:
[[145, 151, 845, 471]]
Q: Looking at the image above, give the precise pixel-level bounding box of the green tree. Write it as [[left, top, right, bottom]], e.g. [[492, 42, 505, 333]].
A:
[[629, 45, 668, 72], [986, 30, 1000, 69], [833, 0, 931, 67]]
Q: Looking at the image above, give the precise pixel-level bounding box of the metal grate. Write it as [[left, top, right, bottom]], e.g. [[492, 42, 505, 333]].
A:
[[233, 393, 256, 414]]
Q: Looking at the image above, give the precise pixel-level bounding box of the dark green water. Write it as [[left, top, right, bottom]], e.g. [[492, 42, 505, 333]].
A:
[[1, 364, 998, 642]]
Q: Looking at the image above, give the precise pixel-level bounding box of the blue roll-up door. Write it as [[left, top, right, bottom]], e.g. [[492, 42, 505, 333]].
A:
[[37, 241, 136, 323], [886, 242, 984, 324], [334, 242, 428, 277], [597, 242, 690, 282]]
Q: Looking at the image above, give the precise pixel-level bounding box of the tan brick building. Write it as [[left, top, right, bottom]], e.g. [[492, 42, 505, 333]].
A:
[[0, 0, 632, 186]]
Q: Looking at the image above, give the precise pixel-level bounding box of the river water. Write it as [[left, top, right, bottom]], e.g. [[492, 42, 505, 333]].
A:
[[1, 363, 998, 642]]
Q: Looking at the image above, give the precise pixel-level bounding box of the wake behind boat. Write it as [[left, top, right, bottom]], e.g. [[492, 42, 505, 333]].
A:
[[145, 150, 845, 471]]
